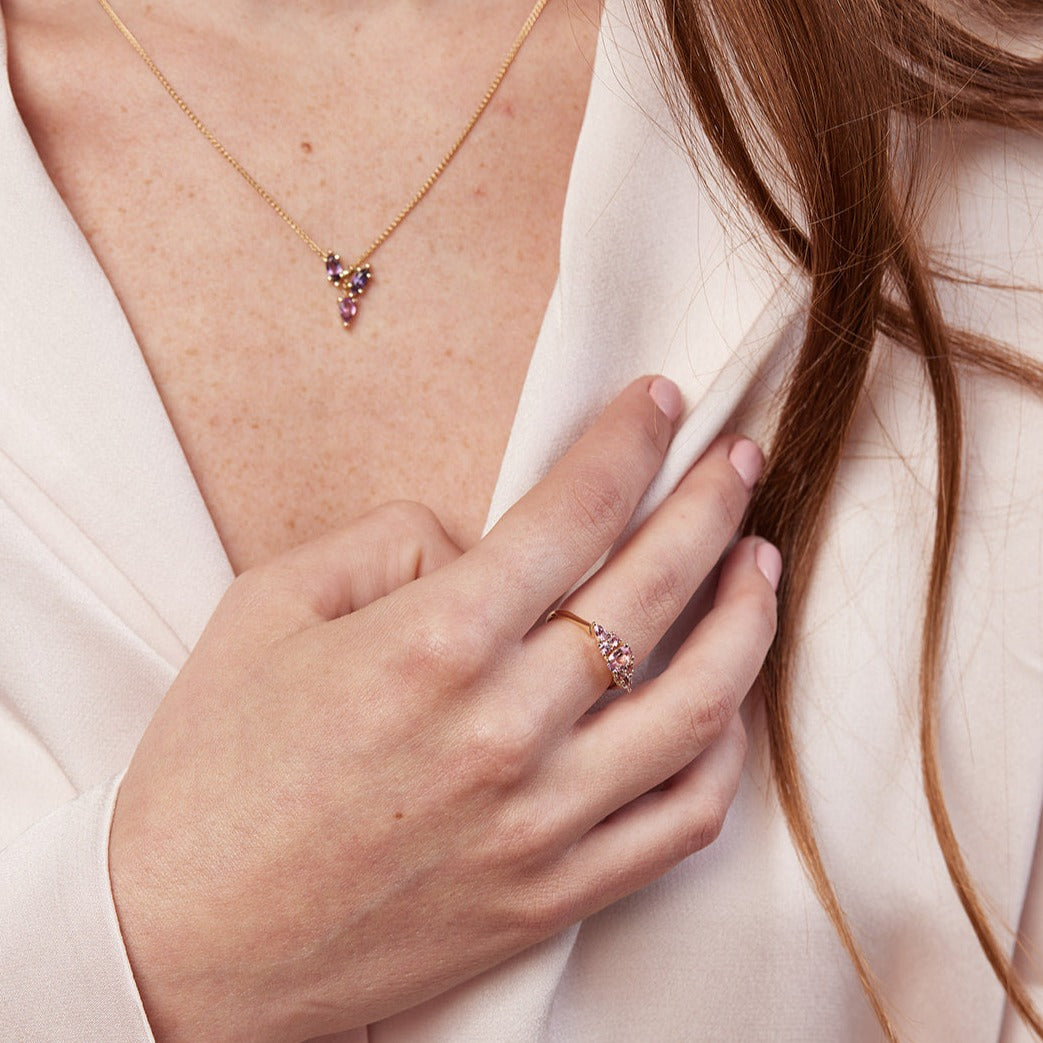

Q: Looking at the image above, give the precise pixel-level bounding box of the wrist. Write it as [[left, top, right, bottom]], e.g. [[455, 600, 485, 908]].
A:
[[107, 780, 268, 1043]]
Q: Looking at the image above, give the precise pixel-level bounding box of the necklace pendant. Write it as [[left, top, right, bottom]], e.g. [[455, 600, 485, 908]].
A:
[[326, 253, 372, 330]]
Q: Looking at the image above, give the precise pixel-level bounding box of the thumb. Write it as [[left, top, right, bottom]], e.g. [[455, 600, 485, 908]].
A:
[[223, 501, 462, 638]]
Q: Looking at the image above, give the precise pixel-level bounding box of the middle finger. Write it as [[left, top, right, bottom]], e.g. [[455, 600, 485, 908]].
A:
[[528, 434, 764, 725]]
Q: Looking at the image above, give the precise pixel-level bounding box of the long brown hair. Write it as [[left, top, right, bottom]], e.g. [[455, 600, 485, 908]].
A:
[[638, 0, 1043, 1036]]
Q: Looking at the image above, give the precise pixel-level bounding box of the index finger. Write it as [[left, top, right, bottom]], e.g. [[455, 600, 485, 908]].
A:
[[467, 376, 682, 630]]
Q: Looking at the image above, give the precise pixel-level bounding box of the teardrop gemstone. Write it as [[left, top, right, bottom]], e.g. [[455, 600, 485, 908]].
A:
[[338, 296, 358, 327], [326, 253, 346, 285]]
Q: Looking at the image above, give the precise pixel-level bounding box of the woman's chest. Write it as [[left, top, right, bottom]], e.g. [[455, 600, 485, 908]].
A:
[[6, 1, 599, 570]]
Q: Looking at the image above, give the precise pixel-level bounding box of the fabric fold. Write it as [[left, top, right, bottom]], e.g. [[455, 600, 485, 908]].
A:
[[0, 774, 154, 1042], [0, 20, 233, 661], [485, 0, 804, 535]]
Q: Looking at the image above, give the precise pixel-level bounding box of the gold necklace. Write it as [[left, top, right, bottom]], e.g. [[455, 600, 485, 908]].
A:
[[96, 0, 553, 330]]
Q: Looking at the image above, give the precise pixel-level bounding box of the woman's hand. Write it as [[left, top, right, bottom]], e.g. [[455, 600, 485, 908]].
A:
[[108, 376, 780, 1043]]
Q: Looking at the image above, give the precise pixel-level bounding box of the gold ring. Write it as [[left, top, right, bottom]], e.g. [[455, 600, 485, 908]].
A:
[[545, 609, 635, 693]]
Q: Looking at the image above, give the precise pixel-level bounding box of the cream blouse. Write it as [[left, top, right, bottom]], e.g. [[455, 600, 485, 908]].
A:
[[1, 1, 1041, 1040]]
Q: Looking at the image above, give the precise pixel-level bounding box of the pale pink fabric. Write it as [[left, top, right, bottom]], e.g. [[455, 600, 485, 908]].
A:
[[1, 1, 1040, 1040]]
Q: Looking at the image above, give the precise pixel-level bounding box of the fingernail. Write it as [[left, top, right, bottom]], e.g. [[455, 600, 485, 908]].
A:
[[755, 541, 783, 591], [728, 438, 764, 490], [648, 376, 683, 423]]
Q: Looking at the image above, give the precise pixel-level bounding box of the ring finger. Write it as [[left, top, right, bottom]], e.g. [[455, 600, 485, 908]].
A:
[[550, 534, 779, 831], [527, 434, 764, 726]]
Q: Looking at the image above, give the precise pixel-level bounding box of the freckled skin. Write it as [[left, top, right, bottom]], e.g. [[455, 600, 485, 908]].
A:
[[5, 0, 601, 570]]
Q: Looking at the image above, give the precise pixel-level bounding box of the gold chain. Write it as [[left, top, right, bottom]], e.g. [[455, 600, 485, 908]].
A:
[[95, 0, 553, 328]]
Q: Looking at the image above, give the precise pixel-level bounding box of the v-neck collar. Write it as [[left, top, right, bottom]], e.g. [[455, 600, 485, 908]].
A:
[[486, 0, 806, 537], [0, 0, 804, 672], [0, 1, 234, 664]]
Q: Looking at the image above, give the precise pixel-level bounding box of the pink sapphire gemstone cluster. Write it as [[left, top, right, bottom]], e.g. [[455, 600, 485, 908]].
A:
[[591, 622, 635, 692], [325, 253, 373, 329]]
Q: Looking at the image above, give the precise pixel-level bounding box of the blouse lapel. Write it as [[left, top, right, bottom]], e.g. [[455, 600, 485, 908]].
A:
[[485, 0, 808, 536], [0, 16, 233, 669], [0, 0, 804, 731]]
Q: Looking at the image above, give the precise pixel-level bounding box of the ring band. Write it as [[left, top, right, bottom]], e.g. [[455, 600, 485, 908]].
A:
[[545, 609, 635, 693]]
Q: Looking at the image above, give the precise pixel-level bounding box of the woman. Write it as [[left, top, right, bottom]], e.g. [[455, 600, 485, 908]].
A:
[[1, 0, 1040, 1040]]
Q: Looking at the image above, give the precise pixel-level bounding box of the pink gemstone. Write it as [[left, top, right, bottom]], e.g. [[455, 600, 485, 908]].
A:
[[591, 623, 634, 691], [338, 296, 358, 326]]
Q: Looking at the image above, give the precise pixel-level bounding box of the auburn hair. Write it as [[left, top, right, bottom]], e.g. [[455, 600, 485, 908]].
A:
[[635, 0, 1043, 1037]]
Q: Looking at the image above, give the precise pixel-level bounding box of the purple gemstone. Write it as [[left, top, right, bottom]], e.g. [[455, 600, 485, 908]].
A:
[[349, 266, 371, 295], [338, 296, 358, 327], [326, 253, 345, 284]]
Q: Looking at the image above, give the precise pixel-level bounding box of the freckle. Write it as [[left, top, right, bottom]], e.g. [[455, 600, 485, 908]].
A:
[[394, 811, 404, 820], [300, 141, 313, 154]]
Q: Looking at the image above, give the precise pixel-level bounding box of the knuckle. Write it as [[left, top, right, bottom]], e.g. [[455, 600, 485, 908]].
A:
[[681, 677, 738, 753], [635, 551, 691, 631], [225, 565, 266, 607], [634, 399, 670, 464], [568, 470, 630, 546], [378, 499, 445, 539], [490, 724, 539, 787], [686, 797, 729, 855], [498, 798, 561, 865], [224, 563, 289, 616], [214, 566, 313, 640], [705, 471, 746, 536], [461, 710, 540, 789], [402, 608, 486, 689]]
